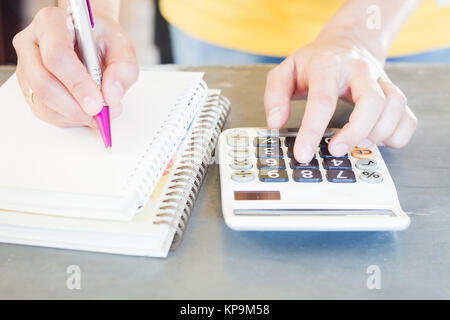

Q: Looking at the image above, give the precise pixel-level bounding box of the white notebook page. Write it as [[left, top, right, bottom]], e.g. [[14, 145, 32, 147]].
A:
[[0, 71, 204, 218]]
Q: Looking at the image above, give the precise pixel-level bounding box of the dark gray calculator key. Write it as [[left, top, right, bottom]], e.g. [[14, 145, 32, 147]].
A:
[[257, 158, 286, 169], [287, 146, 294, 158], [259, 169, 289, 182], [323, 128, 335, 137], [285, 136, 296, 147], [256, 147, 283, 158], [323, 158, 352, 170], [290, 158, 319, 170], [293, 169, 322, 183], [254, 136, 280, 147], [288, 146, 317, 160], [320, 146, 348, 159], [326, 170, 356, 183], [320, 136, 332, 147]]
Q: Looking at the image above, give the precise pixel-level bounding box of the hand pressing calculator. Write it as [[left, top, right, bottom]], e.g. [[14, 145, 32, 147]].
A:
[[217, 128, 410, 231]]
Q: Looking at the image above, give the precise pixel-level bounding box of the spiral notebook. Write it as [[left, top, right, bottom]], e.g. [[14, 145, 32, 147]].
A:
[[0, 90, 230, 257], [0, 71, 209, 221]]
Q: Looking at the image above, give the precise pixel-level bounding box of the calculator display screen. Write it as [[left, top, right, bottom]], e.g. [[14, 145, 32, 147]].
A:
[[234, 191, 281, 201]]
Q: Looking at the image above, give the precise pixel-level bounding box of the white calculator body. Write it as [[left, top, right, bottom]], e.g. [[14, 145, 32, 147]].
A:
[[217, 128, 410, 231]]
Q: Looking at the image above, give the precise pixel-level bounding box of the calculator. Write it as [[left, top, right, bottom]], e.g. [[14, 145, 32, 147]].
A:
[[217, 128, 410, 231]]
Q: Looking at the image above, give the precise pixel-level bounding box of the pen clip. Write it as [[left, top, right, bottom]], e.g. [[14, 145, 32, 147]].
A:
[[86, 0, 94, 28]]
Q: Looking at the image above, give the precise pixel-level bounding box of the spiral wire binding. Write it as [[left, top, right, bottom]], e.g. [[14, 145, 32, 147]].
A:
[[125, 80, 209, 212], [153, 92, 231, 249]]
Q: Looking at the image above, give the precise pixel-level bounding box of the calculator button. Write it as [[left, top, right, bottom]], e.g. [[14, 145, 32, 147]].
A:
[[360, 171, 383, 184], [320, 146, 348, 159], [326, 170, 356, 183], [288, 146, 317, 160], [229, 148, 250, 158], [280, 128, 299, 137], [290, 158, 319, 170], [356, 159, 378, 171], [227, 131, 249, 147], [254, 136, 281, 147], [323, 128, 335, 137], [320, 136, 332, 147], [351, 147, 374, 159], [258, 128, 298, 137], [230, 158, 252, 170], [285, 136, 296, 147], [259, 169, 289, 182], [287, 146, 295, 158], [256, 147, 283, 158], [258, 129, 281, 137], [323, 158, 352, 170], [257, 158, 286, 169], [232, 170, 255, 183], [293, 169, 322, 183]]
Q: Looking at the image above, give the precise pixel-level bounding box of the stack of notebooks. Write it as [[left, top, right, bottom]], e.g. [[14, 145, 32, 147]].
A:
[[0, 71, 230, 257]]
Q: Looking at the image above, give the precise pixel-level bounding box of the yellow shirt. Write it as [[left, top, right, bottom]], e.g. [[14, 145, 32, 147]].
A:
[[161, 0, 450, 57]]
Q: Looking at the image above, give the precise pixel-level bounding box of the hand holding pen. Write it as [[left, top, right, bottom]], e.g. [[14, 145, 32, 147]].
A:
[[13, 1, 139, 141]]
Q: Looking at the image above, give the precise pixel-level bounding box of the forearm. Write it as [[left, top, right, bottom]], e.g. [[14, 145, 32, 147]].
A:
[[58, 0, 121, 21], [319, 0, 423, 61]]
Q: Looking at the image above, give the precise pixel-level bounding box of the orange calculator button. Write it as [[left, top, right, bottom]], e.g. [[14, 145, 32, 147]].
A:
[[351, 147, 374, 159]]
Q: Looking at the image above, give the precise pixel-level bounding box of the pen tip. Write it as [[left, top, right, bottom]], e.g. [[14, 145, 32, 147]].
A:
[[95, 107, 112, 150]]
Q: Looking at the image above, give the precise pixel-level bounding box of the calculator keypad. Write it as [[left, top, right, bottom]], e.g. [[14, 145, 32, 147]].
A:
[[356, 159, 378, 171], [229, 148, 250, 158], [230, 158, 253, 170], [320, 146, 348, 159], [259, 169, 289, 182], [351, 147, 374, 159], [290, 158, 319, 170], [254, 136, 280, 147], [256, 146, 283, 158], [227, 131, 249, 147], [257, 158, 286, 170], [287, 146, 295, 158], [323, 158, 352, 170], [360, 171, 383, 184], [285, 137, 295, 147], [326, 170, 357, 183], [320, 136, 332, 147], [232, 170, 255, 183], [226, 130, 383, 185], [293, 169, 322, 183]]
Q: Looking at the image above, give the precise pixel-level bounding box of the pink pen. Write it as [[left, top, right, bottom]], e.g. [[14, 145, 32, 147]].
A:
[[69, 0, 112, 148]]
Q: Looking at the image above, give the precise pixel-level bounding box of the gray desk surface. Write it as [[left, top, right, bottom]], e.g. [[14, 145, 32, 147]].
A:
[[0, 64, 449, 299]]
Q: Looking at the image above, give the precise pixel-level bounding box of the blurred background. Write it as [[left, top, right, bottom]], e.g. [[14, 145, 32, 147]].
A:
[[0, 0, 161, 65]]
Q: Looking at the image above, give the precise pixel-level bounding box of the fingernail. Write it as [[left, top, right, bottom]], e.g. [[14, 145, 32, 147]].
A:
[[83, 95, 102, 115], [331, 143, 348, 156], [295, 144, 313, 163], [268, 107, 283, 128], [358, 139, 372, 148], [109, 81, 124, 103]]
